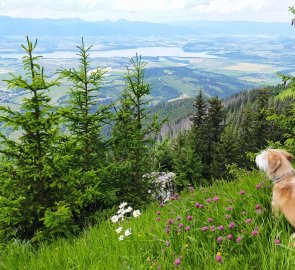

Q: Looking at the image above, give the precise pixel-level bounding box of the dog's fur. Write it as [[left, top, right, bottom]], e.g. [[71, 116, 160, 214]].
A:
[[256, 149, 295, 227]]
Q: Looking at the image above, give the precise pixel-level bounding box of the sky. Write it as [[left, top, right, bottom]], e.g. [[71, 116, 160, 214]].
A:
[[0, 0, 294, 23]]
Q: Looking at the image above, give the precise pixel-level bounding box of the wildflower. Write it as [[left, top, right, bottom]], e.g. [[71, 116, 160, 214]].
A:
[[210, 226, 216, 231], [245, 218, 252, 224], [168, 219, 174, 225], [124, 228, 132, 237], [206, 198, 211, 203], [179, 223, 184, 228], [213, 196, 219, 202], [201, 226, 208, 232], [195, 202, 200, 208], [218, 225, 224, 231], [133, 210, 141, 218], [236, 236, 242, 243], [228, 222, 236, 229], [225, 214, 231, 220], [165, 226, 171, 234], [251, 230, 258, 236], [111, 215, 119, 223], [176, 215, 181, 221], [184, 243, 189, 248], [256, 184, 262, 189], [239, 190, 245, 195], [187, 215, 193, 221], [227, 206, 233, 211], [116, 227, 123, 234], [125, 206, 133, 213], [185, 226, 190, 232], [156, 211, 161, 215], [119, 235, 125, 241], [199, 204, 204, 208], [119, 202, 128, 209], [166, 240, 170, 247], [227, 234, 233, 240], [255, 204, 261, 210], [217, 236, 223, 243], [156, 217, 160, 221], [160, 202, 164, 208], [274, 239, 281, 245], [174, 259, 181, 266], [215, 255, 222, 262], [208, 217, 214, 223], [215, 252, 222, 262]]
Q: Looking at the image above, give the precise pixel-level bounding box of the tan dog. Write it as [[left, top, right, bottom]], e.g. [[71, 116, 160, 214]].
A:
[[256, 149, 295, 227]]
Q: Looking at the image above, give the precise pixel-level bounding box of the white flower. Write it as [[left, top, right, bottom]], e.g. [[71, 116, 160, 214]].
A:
[[119, 202, 128, 209], [116, 227, 123, 234], [133, 210, 141, 218], [125, 206, 133, 213], [118, 235, 125, 241], [118, 214, 125, 221], [110, 215, 119, 223], [124, 228, 132, 237]]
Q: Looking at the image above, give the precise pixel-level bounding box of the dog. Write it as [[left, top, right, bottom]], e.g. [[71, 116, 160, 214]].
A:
[[256, 149, 295, 228]]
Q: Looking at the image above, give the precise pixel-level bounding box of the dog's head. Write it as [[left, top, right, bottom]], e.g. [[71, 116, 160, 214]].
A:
[[256, 149, 293, 178]]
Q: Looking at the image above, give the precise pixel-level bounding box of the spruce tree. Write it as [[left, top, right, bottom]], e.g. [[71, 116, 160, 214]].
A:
[[110, 54, 163, 206], [0, 37, 62, 240]]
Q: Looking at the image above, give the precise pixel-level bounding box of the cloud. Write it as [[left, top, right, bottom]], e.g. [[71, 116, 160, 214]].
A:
[[0, 0, 293, 22]]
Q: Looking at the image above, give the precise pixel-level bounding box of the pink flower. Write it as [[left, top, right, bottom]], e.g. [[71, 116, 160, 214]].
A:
[[166, 240, 170, 247], [176, 215, 181, 221], [195, 202, 200, 208], [156, 211, 161, 215], [217, 236, 223, 243], [225, 214, 231, 220], [227, 234, 233, 240], [174, 259, 181, 266], [236, 236, 242, 243], [256, 184, 261, 189], [215, 255, 222, 262], [255, 204, 261, 210], [160, 202, 164, 208], [199, 204, 204, 209], [251, 230, 258, 236], [187, 215, 193, 221], [274, 239, 281, 245], [208, 217, 214, 222], [218, 225, 224, 231], [185, 226, 191, 231], [201, 226, 208, 232], [245, 218, 252, 224], [206, 198, 211, 203], [210, 226, 216, 231], [213, 196, 219, 202], [168, 219, 174, 225], [227, 206, 233, 211], [239, 190, 245, 195], [179, 223, 184, 228], [156, 217, 160, 221], [228, 222, 236, 229], [165, 226, 170, 234]]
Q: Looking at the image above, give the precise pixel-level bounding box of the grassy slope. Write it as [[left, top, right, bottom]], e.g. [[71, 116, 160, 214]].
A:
[[2, 171, 295, 270]]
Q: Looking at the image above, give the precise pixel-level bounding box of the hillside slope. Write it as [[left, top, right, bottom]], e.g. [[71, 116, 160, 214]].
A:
[[2, 171, 295, 269]]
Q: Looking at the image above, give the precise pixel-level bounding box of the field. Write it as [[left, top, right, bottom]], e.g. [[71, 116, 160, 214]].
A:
[[2, 170, 295, 269]]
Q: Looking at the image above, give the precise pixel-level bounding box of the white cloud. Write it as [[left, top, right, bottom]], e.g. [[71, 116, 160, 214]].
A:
[[0, 0, 293, 22]]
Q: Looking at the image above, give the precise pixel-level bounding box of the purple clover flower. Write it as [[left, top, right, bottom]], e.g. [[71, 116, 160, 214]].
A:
[[208, 217, 214, 222], [217, 236, 223, 243], [215, 255, 222, 262], [228, 222, 236, 229]]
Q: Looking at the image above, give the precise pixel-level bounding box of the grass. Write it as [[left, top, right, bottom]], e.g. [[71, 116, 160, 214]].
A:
[[1, 171, 295, 269]]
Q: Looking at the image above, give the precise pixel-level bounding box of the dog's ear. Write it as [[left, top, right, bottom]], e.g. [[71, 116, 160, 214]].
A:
[[268, 153, 281, 173], [280, 150, 293, 162]]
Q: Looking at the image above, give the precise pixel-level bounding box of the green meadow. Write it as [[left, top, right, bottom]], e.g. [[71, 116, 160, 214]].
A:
[[2, 170, 295, 270]]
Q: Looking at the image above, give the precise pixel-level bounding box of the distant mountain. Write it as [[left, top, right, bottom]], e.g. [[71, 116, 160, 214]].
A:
[[0, 16, 293, 37]]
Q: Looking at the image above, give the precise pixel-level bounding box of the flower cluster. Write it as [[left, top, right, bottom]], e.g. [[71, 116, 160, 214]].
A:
[[110, 202, 141, 241]]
